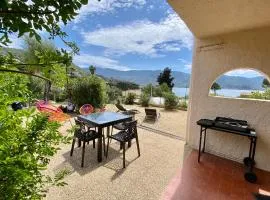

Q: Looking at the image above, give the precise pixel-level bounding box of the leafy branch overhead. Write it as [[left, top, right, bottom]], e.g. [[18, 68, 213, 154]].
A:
[[0, 0, 94, 53]]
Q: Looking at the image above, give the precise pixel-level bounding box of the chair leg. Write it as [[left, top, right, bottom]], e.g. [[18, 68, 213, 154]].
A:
[[110, 126, 113, 143], [106, 137, 110, 158], [135, 137, 141, 157], [93, 139, 95, 148], [122, 142, 126, 168], [78, 139, 81, 147], [102, 134, 106, 156], [70, 138, 76, 156], [81, 141, 86, 167], [120, 142, 123, 150]]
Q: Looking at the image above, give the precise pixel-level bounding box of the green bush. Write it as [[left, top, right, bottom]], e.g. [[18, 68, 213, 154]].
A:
[[125, 92, 136, 105], [140, 93, 150, 107], [239, 89, 270, 100], [164, 92, 179, 110], [27, 77, 45, 99], [107, 85, 122, 103], [141, 83, 171, 97], [178, 100, 188, 110], [50, 87, 67, 102], [71, 75, 107, 108], [0, 73, 69, 199]]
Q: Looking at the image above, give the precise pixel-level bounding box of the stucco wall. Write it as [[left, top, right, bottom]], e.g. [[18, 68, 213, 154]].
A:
[[187, 27, 270, 171]]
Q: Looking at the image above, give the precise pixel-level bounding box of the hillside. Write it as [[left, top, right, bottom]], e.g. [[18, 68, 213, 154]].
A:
[[83, 67, 190, 87], [84, 67, 265, 90]]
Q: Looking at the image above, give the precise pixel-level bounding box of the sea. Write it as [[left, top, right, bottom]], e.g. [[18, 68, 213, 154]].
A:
[[173, 87, 263, 98]]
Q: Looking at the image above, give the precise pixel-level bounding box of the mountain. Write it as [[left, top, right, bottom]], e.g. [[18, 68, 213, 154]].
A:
[[216, 75, 264, 90], [83, 67, 265, 90], [83, 67, 190, 87]]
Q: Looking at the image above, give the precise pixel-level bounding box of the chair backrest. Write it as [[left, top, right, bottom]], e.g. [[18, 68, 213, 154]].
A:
[[74, 118, 85, 131], [115, 104, 127, 112], [95, 107, 106, 112], [79, 104, 94, 115], [145, 108, 157, 117], [125, 120, 138, 139]]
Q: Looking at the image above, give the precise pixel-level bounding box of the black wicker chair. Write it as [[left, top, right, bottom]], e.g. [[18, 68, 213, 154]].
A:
[[110, 111, 134, 140], [70, 119, 105, 167], [106, 120, 140, 168]]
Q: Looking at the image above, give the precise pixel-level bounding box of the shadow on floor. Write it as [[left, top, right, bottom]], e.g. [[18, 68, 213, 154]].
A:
[[52, 141, 138, 178]]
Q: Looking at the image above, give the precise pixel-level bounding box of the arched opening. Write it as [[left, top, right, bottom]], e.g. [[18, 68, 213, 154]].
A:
[[209, 68, 270, 100]]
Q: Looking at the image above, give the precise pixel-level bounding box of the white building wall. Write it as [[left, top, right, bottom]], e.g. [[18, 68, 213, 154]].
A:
[[187, 27, 270, 171]]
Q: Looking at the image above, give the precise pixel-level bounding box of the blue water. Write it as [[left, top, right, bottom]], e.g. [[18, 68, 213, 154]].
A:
[[173, 87, 262, 98]]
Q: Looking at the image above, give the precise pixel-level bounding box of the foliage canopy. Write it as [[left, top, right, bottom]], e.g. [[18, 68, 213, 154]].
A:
[[157, 67, 174, 90], [71, 75, 107, 108], [0, 0, 91, 53], [0, 73, 70, 199]]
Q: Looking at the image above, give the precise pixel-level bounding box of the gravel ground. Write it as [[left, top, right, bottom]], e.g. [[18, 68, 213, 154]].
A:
[[46, 112, 186, 200], [105, 104, 187, 140]]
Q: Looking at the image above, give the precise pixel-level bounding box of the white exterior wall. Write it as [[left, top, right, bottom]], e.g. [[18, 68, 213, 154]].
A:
[[187, 27, 270, 171]]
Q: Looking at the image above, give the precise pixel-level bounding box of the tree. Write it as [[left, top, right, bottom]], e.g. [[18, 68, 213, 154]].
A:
[[164, 92, 179, 110], [0, 0, 91, 53], [262, 78, 270, 88], [0, 72, 70, 199], [157, 67, 174, 90], [71, 75, 107, 108], [89, 65, 96, 75], [211, 82, 221, 95]]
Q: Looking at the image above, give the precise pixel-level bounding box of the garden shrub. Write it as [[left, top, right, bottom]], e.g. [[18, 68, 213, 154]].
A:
[[141, 83, 171, 97], [107, 85, 122, 103], [239, 89, 270, 100], [50, 87, 67, 102], [140, 93, 150, 107], [71, 75, 107, 108], [164, 92, 179, 110], [125, 92, 136, 105], [0, 73, 70, 199], [156, 83, 171, 97], [178, 100, 188, 110]]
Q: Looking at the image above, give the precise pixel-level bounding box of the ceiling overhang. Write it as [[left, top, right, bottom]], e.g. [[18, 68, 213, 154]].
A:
[[167, 0, 270, 38]]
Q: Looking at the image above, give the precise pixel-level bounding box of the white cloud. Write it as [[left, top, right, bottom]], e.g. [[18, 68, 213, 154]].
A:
[[225, 69, 263, 77], [82, 13, 193, 57], [178, 58, 192, 71], [73, 53, 130, 71], [75, 0, 146, 23]]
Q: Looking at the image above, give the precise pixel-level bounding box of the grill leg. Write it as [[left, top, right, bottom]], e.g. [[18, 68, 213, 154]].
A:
[[202, 128, 207, 153], [198, 126, 203, 163]]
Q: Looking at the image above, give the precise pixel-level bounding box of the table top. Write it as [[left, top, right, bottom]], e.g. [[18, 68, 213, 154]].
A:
[[197, 119, 257, 138], [78, 111, 132, 127]]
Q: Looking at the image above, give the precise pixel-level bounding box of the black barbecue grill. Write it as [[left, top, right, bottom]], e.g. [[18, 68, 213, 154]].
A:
[[214, 117, 250, 133], [197, 117, 257, 183]]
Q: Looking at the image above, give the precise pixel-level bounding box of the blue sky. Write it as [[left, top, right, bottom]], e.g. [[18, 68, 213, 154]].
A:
[[7, 0, 262, 77]]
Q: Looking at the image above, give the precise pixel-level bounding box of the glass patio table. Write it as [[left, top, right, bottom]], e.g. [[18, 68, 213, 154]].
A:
[[77, 111, 132, 162]]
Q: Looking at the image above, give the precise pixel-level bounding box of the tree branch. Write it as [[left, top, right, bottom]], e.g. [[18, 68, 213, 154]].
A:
[[0, 68, 51, 83], [3, 62, 65, 66], [0, 9, 55, 15]]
